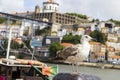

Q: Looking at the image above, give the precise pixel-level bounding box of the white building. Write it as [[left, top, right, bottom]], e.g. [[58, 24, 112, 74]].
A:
[[0, 25, 20, 38], [97, 53, 105, 62], [99, 21, 115, 33], [106, 41, 120, 51], [57, 29, 67, 37], [43, 0, 59, 13], [116, 29, 120, 35], [108, 56, 120, 64], [90, 21, 115, 33], [114, 26, 120, 31], [107, 33, 118, 42], [51, 23, 61, 36]]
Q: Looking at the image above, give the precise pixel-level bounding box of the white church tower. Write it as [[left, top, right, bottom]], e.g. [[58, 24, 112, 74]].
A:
[[43, 0, 59, 13]]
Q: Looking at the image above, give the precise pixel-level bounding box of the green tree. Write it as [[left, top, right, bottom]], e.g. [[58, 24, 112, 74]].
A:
[[3, 39, 23, 49], [66, 13, 87, 19], [23, 39, 31, 49], [11, 40, 21, 49], [62, 34, 81, 44], [49, 42, 64, 58], [0, 17, 6, 24], [109, 19, 120, 25], [90, 30, 107, 44], [35, 27, 51, 36]]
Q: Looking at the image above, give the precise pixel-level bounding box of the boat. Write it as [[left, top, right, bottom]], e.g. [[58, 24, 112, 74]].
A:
[[0, 58, 49, 80], [0, 27, 50, 80]]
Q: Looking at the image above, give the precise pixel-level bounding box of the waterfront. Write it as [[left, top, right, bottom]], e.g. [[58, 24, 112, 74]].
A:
[[47, 63, 120, 80]]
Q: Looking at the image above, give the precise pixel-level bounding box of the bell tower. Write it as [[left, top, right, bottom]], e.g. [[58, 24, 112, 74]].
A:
[[35, 5, 41, 14], [43, 0, 59, 13]]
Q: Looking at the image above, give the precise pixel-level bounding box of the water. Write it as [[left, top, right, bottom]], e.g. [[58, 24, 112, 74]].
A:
[[47, 63, 120, 80]]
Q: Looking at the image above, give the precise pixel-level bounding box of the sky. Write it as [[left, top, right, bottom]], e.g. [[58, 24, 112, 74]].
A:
[[0, 0, 120, 20]]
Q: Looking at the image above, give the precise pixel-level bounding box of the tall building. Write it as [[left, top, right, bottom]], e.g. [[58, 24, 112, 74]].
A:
[[33, 0, 89, 24], [32, 12, 88, 24], [35, 5, 41, 14], [14, 0, 89, 25]]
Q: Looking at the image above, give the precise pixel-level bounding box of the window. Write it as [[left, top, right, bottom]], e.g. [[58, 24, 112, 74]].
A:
[[112, 58, 114, 60], [44, 6, 46, 9], [49, 6, 51, 10], [55, 7, 57, 11], [117, 58, 119, 61]]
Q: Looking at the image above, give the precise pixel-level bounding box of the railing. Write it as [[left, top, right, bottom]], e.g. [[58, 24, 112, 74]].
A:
[[4, 76, 44, 80]]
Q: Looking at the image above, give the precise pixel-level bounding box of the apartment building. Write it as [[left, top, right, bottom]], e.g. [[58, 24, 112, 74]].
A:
[[107, 33, 118, 42], [32, 12, 88, 24], [0, 25, 20, 38], [89, 41, 101, 53], [108, 56, 120, 64]]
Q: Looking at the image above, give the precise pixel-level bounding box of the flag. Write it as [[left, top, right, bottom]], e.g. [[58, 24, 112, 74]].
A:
[[42, 66, 58, 76], [28, 61, 49, 80]]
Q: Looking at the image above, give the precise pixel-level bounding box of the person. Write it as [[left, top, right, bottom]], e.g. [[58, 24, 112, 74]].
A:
[[52, 73, 87, 80]]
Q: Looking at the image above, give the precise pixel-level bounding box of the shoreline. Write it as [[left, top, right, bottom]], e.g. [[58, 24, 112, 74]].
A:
[[76, 62, 120, 70], [42, 60, 120, 70]]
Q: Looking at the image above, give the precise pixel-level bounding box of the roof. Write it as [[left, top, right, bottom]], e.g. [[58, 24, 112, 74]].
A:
[[43, 1, 59, 5], [96, 52, 105, 56], [89, 41, 101, 45], [109, 56, 120, 59], [61, 43, 73, 47]]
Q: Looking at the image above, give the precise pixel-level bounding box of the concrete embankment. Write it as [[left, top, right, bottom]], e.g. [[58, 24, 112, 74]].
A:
[[42, 60, 120, 70], [71, 62, 120, 69]]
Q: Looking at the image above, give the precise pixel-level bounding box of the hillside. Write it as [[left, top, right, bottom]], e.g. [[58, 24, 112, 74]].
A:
[[65, 13, 88, 19]]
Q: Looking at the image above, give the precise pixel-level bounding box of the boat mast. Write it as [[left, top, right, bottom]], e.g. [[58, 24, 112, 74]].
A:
[[6, 26, 13, 59]]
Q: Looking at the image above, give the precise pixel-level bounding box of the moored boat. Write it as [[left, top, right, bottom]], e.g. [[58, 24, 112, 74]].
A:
[[0, 58, 48, 80]]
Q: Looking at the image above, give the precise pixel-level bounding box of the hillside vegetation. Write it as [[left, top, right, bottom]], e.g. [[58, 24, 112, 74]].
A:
[[66, 13, 87, 19], [109, 19, 120, 25]]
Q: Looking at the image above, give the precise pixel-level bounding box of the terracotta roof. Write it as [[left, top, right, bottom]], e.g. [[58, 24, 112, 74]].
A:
[[89, 41, 101, 45], [109, 56, 120, 59], [61, 43, 73, 47], [97, 52, 105, 56]]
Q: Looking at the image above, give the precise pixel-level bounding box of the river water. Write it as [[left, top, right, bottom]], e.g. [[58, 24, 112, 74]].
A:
[[47, 63, 120, 80]]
